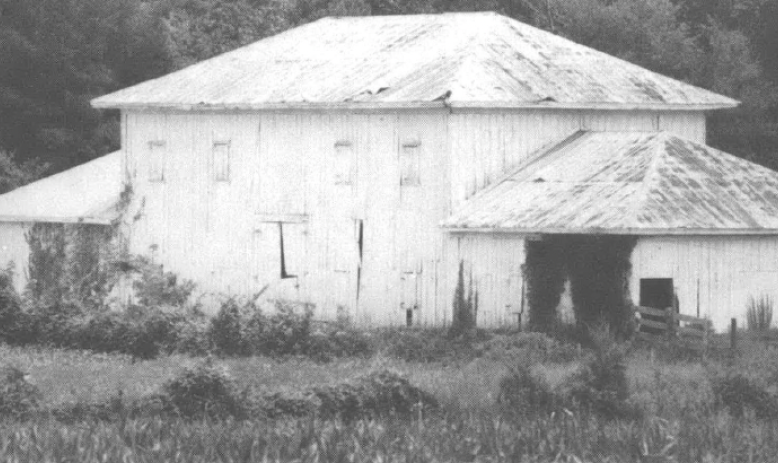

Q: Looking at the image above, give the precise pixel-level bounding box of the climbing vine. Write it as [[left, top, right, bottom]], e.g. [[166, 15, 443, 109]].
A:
[[523, 235, 637, 337], [524, 238, 567, 332]]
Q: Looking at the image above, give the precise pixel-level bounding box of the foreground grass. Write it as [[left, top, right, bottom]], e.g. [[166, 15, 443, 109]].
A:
[[6, 340, 778, 462], [4, 410, 778, 463], [0, 344, 510, 412]]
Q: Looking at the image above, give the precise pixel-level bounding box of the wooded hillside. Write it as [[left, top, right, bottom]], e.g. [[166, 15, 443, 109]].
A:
[[1, 0, 776, 189]]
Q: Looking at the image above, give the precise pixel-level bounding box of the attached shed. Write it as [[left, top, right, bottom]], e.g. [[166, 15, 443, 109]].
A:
[[0, 152, 123, 293], [445, 132, 778, 331]]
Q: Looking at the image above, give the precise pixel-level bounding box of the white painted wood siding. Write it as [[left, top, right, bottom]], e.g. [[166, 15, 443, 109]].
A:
[[631, 236, 778, 332], [448, 234, 526, 328], [122, 108, 705, 327], [123, 110, 450, 326]]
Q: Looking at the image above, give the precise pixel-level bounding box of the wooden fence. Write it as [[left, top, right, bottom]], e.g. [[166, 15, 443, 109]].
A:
[[635, 305, 709, 346]]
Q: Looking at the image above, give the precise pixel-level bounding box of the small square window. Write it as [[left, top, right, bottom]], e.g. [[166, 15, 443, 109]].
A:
[[400, 140, 421, 186], [213, 140, 230, 182], [334, 140, 353, 186], [148, 140, 166, 182]]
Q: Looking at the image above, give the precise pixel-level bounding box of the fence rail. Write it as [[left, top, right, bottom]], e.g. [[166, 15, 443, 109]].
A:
[[635, 305, 709, 346]]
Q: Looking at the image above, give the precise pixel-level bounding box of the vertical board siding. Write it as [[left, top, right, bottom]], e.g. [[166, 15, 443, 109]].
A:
[[448, 234, 526, 328], [124, 110, 450, 326], [631, 236, 778, 332], [123, 108, 705, 327], [449, 110, 706, 207]]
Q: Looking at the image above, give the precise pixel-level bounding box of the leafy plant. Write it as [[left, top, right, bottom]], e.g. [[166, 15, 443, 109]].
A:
[[0, 365, 41, 419], [711, 372, 778, 419], [746, 294, 773, 331], [163, 360, 247, 420]]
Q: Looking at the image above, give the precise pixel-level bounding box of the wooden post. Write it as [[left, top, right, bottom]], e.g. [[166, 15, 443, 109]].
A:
[[730, 318, 737, 353]]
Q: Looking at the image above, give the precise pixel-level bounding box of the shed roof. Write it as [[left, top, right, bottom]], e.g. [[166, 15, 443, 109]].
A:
[[92, 12, 736, 111], [0, 151, 123, 225], [444, 132, 778, 235]]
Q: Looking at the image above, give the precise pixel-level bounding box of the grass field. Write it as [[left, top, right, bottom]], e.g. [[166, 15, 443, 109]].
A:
[[4, 334, 778, 462]]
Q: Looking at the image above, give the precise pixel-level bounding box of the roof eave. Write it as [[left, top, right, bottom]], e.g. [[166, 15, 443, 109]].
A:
[[91, 100, 739, 112], [444, 226, 778, 236], [0, 216, 113, 225]]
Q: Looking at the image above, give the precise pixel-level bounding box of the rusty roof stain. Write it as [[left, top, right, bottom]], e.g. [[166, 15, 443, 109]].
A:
[[0, 152, 123, 225], [92, 12, 737, 110], [444, 132, 778, 234]]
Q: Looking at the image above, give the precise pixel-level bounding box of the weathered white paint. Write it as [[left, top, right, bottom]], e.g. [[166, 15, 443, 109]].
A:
[[120, 108, 706, 326], [631, 236, 778, 332], [447, 234, 526, 328], [0, 222, 31, 293]]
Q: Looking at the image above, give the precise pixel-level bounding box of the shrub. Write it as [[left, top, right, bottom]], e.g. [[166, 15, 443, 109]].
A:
[[130, 256, 196, 308], [746, 294, 773, 331], [711, 373, 778, 419], [163, 360, 247, 420], [262, 370, 438, 420], [449, 261, 477, 339], [0, 365, 41, 419], [208, 298, 245, 356], [260, 301, 314, 355], [498, 361, 559, 415], [0, 266, 25, 344], [563, 331, 636, 420], [122, 307, 183, 359]]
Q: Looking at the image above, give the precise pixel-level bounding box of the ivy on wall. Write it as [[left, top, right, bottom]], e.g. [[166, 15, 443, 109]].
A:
[[524, 235, 637, 337], [25, 223, 117, 307]]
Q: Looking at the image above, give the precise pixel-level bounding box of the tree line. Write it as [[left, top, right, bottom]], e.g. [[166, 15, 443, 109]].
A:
[[0, 0, 776, 190]]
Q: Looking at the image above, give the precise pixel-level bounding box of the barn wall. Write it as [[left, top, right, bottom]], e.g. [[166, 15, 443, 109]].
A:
[[122, 108, 705, 327], [0, 222, 32, 293], [631, 236, 778, 332], [123, 110, 451, 326], [447, 233, 526, 328], [449, 110, 706, 207]]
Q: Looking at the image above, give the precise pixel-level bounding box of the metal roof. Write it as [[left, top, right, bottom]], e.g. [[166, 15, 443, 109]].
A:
[[92, 12, 737, 111], [0, 151, 123, 225], [444, 132, 778, 235]]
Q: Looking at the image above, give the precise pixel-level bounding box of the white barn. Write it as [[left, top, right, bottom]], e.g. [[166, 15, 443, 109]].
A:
[[6, 12, 775, 331]]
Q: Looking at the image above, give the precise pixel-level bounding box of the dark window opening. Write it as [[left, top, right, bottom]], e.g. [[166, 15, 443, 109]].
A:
[[640, 278, 674, 310], [279, 222, 296, 279], [406, 305, 413, 327]]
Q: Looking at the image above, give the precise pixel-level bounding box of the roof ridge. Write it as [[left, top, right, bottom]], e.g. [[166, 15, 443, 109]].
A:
[[627, 133, 665, 228]]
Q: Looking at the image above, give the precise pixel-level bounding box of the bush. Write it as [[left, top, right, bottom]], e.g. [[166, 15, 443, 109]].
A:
[[262, 370, 438, 420], [0, 266, 25, 344], [711, 373, 778, 419], [0, 365, 41, 419], [163, 360, 247, 420], [747, 294, 773, 331], [129, 256, 196, 308], [563, 331, 636, 420], [208, 298, 246, 355], [498, 361, 559, 415]]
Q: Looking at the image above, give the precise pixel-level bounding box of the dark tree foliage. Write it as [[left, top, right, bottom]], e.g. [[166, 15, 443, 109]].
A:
[[0, 0, 173, 172]]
